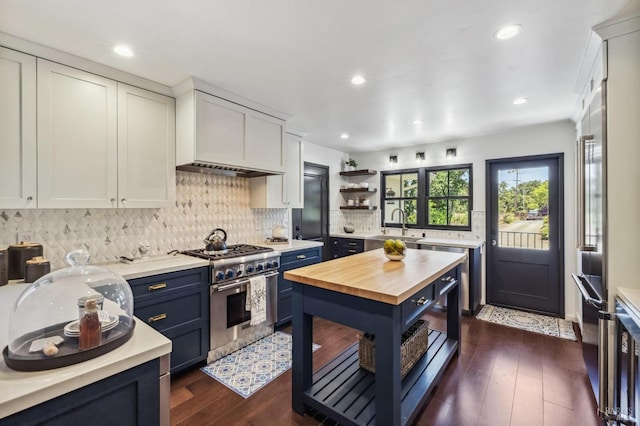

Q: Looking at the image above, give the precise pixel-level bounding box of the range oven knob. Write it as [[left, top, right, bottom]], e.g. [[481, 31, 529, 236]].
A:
[[256, 263, 264, 272], [225, 269, 235, 279], [272, 260, 279, 268], [236, 269, 243, 277], [215, 271, 225, 281], [266, 262, 273, 269], [246, 264, 254, 273]]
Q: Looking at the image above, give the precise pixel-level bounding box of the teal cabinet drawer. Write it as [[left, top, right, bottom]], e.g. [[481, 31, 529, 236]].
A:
[[281, 247, 321, 266], [128, 267, 208, 301], [135, 288, 207, 332], [401, 284, 435, 330]]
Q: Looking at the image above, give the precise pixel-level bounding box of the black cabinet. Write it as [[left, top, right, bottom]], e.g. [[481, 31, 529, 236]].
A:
[[275, 246, 322, 327], [129, 267, 209, 374], [330, 237, 364, 259]]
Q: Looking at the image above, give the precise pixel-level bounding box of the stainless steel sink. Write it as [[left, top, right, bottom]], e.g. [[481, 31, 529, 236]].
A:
[[364, 235, 422, 251]]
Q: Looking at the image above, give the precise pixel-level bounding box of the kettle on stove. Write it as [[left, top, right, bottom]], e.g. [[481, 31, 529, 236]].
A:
[[204, 228, 228, 253]]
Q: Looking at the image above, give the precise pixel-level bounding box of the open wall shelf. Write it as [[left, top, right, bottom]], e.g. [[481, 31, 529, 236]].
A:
[[339, 169, 377, 177]]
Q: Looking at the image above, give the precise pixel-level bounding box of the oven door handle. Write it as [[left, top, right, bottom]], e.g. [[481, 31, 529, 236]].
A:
[[213, 271, 279, 292], [571, 273, 603, 309]]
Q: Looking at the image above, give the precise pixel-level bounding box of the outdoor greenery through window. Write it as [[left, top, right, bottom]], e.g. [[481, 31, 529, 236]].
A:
[[381, 164, 472, 230]]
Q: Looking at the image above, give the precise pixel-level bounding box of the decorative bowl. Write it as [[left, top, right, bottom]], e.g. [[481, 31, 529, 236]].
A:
[[343, 224, 355, 233], [384, 252, 406, 261]]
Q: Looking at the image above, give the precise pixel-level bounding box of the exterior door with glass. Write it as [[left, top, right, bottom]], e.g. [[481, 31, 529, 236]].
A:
[[486, 154, 564, 316]]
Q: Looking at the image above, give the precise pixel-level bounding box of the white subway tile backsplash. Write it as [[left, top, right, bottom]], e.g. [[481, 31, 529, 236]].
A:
[[0, 172, 288, 269], [332, 209, 485, 241]]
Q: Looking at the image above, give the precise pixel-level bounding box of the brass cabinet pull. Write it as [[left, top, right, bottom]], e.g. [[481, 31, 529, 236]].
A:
[[296, 255, 306, 259], [412, 297, 428, 305], [348, 249, 357, 253], [348, 242, 357, 246], [441, 276, 454, 282], [148, 313, 167, 323], [148, 283, 167, 291]]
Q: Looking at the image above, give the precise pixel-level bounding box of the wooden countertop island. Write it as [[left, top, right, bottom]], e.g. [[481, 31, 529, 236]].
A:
[[285, 248, 466, 426]]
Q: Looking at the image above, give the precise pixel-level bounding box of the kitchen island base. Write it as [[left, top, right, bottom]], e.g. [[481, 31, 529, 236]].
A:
[[305, 329, 456, 425], [289, 253, 462, 426]]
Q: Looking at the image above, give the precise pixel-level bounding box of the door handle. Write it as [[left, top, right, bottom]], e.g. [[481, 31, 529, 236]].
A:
[[491, 239, 497, 246]]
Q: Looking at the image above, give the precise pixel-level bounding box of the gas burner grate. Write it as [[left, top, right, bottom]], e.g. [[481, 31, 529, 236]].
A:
[[182, 244, 273, 260]]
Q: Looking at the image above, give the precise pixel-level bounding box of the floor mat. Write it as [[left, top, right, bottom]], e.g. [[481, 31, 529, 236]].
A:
[[201, 331, 320, 398], [476, 304, 577, 341]]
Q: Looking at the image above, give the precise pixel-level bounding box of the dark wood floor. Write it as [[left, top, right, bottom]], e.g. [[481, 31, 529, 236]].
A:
[[170, 311, 601, 426]]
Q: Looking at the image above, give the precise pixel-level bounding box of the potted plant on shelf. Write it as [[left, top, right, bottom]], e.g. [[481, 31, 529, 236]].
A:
[[345, 159, 358, 171]]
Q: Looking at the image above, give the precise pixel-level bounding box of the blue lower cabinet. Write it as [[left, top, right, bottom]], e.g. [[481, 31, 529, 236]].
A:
[[276, 247, 322, 327], [3, 359, 160, 426], [129, 267, 209, 374]]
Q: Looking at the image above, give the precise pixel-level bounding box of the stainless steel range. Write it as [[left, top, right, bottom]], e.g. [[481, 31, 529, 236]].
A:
[[182, 244, 280, 363]]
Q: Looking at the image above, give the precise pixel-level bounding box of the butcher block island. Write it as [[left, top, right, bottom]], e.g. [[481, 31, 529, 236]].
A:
[[285, 248, 466, 426]]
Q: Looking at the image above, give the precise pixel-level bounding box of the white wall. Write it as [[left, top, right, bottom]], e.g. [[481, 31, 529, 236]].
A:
[[351, 120, 578, 321], [303, 141, 348, 211]]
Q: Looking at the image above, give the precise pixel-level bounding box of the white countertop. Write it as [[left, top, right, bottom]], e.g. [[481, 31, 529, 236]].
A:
[[0, 284, 171, 419], [329, 233, 483, 249], [98, 253, 210, 280], [617, 287, 640, 322], [254, 239, 324, 253], [330, 233, 367, 239], [415, 237, 484, 249]]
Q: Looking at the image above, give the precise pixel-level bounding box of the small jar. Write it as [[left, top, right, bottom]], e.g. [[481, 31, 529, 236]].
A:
[[0, 247, 7, 286], [79, 297, 102, 350], [24, 256, 51, 283]]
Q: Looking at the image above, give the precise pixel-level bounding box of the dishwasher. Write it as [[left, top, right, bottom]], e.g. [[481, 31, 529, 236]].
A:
[[420, 245, 470, 313]]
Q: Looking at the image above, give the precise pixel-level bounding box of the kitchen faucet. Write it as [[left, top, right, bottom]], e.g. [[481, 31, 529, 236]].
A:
[[391, 208, 408, 236]]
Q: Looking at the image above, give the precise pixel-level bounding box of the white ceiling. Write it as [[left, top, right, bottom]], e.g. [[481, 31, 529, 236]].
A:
[[1, 0, 638, 152]]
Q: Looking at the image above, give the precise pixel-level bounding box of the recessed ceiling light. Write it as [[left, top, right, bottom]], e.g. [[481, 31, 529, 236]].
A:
[[412, 120, 424, 125], [513, 97, 528, 105], [340, 133, 349, 140], [113, 45, 134, 57], [495, 24, 522, 40], [351, 75, 366, 85]]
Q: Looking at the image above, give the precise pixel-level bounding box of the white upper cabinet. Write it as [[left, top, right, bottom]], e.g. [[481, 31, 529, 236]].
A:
[[0, 47, 37, 209], [35, 59, 176, 209], [250, 132, 303, 208], [283, 133, 303, 208], [37, 59, 118, 208], [117, 83, 176, 208]]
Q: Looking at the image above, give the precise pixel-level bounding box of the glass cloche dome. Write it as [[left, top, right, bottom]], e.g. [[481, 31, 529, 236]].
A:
[[3, 249, 135, 371]]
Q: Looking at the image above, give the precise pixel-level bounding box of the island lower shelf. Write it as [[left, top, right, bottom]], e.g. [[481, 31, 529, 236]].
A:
[[305, 329, 457, 426]]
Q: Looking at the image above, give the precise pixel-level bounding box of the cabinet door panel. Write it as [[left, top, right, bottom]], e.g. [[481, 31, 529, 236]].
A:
[[245, 113, 284, 171], [118, 83, 176, 208], [285, 134, 303, 208], [195, 91, 245, 165], [37, 59, 117, 208], [0, 47, 36, 208]]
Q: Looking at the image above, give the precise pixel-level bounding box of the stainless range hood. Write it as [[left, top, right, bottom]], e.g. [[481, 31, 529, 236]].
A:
[[176, 162, 280, 178], [173, 78, 290, 179]]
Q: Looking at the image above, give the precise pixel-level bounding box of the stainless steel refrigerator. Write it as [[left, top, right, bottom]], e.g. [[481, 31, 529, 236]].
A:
[[574, 17, 640, 424], [573, 73, 606, 405]]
